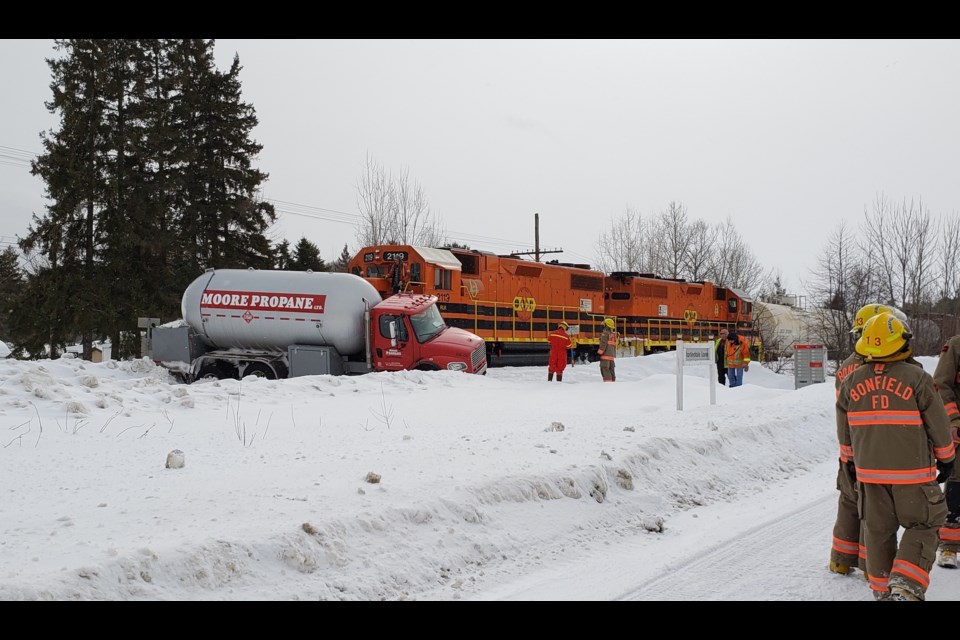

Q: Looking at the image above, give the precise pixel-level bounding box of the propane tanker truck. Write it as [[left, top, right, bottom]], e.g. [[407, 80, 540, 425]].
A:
[[147, 268, 488, 382]]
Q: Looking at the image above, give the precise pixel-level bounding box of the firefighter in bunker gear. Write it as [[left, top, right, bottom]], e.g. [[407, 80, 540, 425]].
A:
[[547, 321, 572, 382], [830, 304, 913, 577], [836, 312, 955, 601], [598, 318, 617, 382], [932, 333, 960, 568]]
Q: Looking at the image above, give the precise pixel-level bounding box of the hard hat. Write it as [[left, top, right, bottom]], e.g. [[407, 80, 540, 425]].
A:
[[855, 311, 912, 359], [851, 304, 909, 335], [851, 304, 889, 334], [558, 321, 569, 330], [603, 317, 615, 329]]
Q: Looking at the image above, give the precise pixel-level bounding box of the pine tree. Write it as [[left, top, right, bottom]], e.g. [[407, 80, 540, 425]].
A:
[[333, 243, 352, 273], [174, 41, 275, 273], [26, 39, 113, 358], [290, 237, 327, 272], [274, 239, 292, 270], [23, 39, 277, 359], [0, 247, 22, 342]]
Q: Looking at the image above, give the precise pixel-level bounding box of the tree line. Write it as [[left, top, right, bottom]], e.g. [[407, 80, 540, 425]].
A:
[[807, 194, 960, 362], [3, 40, 956, 368], [0, 40, 349, 360]]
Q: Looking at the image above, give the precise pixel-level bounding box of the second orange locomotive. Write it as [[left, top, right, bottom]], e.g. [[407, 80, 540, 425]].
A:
[[348, 244, 757, 367]]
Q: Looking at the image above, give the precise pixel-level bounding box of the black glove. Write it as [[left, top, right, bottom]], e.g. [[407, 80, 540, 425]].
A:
[[937, 459, 955, 484], [845, 461, 857, 484]]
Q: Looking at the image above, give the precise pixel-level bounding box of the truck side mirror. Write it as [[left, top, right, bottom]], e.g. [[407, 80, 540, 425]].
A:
[[388, 320, 397, 347]]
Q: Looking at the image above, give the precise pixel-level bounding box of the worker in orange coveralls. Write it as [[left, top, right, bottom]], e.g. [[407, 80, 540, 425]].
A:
[[547, 321, 572, 382]]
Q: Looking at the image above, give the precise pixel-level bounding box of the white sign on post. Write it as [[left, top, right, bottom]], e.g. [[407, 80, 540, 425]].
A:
[[676, 340, 717, 410]]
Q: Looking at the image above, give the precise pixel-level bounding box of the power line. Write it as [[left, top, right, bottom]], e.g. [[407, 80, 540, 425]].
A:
[[1, 146, 597, 264]]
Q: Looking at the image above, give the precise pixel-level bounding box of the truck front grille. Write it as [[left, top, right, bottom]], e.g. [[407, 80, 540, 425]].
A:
[[471, 342, 487, 374]]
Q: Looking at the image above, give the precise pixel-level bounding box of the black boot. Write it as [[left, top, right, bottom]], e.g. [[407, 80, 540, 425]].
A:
[[556, 373, 563, 382], [947, 481, 960, 523], [548, 372, 554, 382]]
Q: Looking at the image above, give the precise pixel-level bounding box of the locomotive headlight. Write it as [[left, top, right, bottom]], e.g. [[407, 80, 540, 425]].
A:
[[447, 362, 468, 371]]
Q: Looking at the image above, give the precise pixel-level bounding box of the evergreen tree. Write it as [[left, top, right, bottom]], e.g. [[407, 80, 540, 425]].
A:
[[174, 41, 275, 273], [274, 239, 292, 270], [333, 243, 352, 272], [0, 247, 22, 341], [26, 39, 113, 358], [23, 39, 276, 359], [290, 237, 327, 272]]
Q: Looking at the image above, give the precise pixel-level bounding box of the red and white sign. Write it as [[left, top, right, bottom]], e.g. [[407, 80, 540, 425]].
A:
[[200, 290, 326, 313]]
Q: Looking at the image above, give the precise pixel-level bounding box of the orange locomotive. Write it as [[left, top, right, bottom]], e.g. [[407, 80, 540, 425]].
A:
[[348, 245, 757, 367]]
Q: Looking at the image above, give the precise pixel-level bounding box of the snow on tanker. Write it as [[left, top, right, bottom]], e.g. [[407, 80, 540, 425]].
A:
[[147, 268, 487, 382]]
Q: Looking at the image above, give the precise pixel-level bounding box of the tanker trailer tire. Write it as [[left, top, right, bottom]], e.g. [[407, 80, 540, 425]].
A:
[[196, 362, 229, 382], [240, 362, 276, 380]]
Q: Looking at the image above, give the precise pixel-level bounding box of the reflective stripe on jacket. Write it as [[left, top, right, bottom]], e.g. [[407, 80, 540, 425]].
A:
[[933, 335, 960, 421], [598, 328, 617, 361], [837, 359, 956, 485], [725, 340, 750, 368]]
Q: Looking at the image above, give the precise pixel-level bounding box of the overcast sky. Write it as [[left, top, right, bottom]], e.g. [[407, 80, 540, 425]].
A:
[[3, 39, 959, 297]]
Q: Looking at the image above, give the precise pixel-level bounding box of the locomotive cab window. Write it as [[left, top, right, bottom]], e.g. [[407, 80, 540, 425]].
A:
[[379, 315, 409, 342], [434, 268, 452, 291], [367, 265, 388, 278], [728, 298, 738, 313], [410, 262, 422, 285]]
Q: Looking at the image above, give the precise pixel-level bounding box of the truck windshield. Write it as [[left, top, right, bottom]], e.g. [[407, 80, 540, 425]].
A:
[[409, 305, 446, 343]]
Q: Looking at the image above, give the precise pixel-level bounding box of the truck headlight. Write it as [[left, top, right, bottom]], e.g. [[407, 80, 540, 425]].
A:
[[447, 361, 467, 371]]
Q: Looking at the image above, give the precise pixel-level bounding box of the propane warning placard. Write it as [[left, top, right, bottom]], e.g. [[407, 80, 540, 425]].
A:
[[200, 290, 326, 313]]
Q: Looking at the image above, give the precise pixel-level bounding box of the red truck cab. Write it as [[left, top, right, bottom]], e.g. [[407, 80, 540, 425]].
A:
[[370, 294, 487, 374]]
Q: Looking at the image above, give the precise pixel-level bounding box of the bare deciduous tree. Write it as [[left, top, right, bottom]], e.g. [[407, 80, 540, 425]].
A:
[[594, 206, 648, 273], [936, 212, 960, 337], [355, 154, 446, 248], [683, 219, 714, 282], [355, 154, 394, 246], [807, 222, 872, 366], [389, 166, 446, 246], [648, 201, 691, 279], [707, 216, 764, 292]]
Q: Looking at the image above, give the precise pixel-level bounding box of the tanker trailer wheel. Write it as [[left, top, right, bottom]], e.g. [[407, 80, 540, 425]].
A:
[[241, 361, 276, 380], [196, 361, 229, 381]]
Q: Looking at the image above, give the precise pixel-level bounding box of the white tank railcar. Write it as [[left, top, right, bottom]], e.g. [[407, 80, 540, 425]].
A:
[[754, 300, 823, 358], [182, 269, 382, 356]]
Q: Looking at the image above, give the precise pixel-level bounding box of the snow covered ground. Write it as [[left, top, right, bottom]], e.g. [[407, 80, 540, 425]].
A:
[[1, 350, 957, 601]]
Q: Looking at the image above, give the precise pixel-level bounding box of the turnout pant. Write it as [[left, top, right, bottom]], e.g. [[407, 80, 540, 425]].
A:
[[831, 459, 865, 571], [861, 482, 946, 600], [600, 359, 615, 382]]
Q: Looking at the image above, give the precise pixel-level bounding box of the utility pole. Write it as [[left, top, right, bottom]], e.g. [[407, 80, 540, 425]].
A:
[[511, 212, 562, 261]]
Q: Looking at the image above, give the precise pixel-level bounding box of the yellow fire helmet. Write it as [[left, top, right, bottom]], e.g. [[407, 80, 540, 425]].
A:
[[851, 303, 909, 335], [558, 321, 569, 330], [855, 311, 912, 359], [603, 317, 616, 329], [851, 304, 891, 334]]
